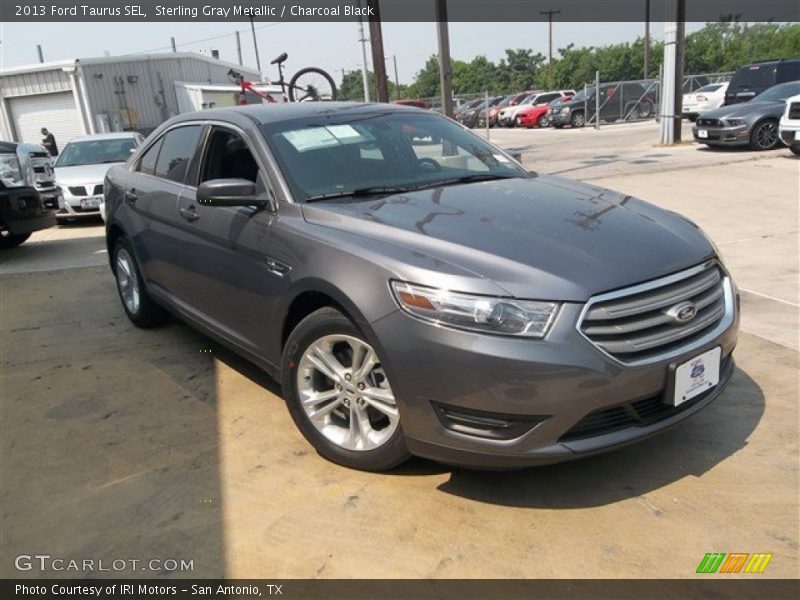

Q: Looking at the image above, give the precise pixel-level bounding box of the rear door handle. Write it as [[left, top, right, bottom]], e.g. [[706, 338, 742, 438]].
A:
[[124, 189, 137, 204], [179, 207, 200, 222]]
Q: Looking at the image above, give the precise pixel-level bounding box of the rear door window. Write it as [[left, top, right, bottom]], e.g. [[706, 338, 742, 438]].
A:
[[154, 125, 203, 184]]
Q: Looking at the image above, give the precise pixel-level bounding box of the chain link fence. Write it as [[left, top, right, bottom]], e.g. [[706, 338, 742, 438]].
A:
[[413, 71, 733, 127]]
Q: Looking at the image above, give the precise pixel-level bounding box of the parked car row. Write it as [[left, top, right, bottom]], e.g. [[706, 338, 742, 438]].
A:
[[0, 131, 145, 246]]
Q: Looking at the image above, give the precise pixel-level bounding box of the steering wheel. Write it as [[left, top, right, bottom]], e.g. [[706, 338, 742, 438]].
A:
[[417, 158, 442, 172]]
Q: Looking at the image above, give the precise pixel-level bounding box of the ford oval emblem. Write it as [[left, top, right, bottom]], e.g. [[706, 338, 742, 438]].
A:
[[667, 301, 697, 323]]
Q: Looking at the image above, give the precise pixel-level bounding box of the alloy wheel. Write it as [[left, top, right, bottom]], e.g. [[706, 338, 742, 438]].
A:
[[754, 121, 778, 150], [115, 248, 141, 315], [296, 334, 399, 451]]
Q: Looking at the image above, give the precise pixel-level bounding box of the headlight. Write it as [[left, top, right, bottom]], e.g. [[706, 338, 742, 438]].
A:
[[0, 154, 25, 188], [726, 118, 745, 127], [562, 106, 570, 114], [391, 281, 560, 338]]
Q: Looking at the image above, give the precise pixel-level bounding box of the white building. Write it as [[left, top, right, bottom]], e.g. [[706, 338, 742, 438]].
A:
[[0, 52, 262, 145]]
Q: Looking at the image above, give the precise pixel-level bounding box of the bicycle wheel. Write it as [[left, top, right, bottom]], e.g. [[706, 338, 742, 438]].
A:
[[288, 67, 337, 102]]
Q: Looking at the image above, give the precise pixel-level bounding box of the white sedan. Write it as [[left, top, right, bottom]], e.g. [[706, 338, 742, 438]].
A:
[[54, 132, 144, 223], [779, 92, 800, 155], [682, 82, 729, 121]]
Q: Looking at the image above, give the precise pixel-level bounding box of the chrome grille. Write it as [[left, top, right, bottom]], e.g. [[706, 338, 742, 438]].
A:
[[579, 262, 729, 363], [29, 155, 56, 190], [696, 118, 721, 127], [69, 186, 88, 196]]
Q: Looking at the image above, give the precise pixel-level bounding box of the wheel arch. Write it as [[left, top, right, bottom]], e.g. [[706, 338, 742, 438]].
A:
[[280, 278, 380, 351], [106, 222, 127, 270]]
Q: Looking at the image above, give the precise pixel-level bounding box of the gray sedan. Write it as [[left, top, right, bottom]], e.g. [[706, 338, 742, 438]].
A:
[[104, 103, 738, 471], [693, 81, 800, 150]]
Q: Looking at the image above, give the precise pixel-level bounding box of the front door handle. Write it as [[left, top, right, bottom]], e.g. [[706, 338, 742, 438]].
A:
[[124, 189, 137, 204], [179, 206, 200, 222]]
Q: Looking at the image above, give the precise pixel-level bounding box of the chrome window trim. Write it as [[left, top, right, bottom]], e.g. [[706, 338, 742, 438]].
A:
[[576, 260, 735, 367]]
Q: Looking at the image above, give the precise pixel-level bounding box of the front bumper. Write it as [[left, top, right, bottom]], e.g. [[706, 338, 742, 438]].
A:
[[778, 120, 799, 147], [371, 278, 739, 468], [0, 187, 56, 234], [549, 111, 572, 125], [692, 124, 750, 146], [56, 186, 104, 220]]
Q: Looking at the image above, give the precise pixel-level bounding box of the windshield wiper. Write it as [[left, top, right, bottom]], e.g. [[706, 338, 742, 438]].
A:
[[305, 185, 411, 203], [420, 173, 523, 189]]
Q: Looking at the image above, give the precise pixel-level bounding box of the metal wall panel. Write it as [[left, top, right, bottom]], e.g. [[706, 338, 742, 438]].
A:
[[80, 56, 261, 132], [0, 69, 72, 98]]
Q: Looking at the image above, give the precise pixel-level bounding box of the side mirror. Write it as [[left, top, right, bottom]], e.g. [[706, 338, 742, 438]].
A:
[[197, 178, 266, 207]]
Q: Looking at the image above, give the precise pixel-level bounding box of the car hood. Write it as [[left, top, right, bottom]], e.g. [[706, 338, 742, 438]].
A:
[[301, 176, 714, 301], [702, 100, 784, 120], [54, 162, 122, 185]]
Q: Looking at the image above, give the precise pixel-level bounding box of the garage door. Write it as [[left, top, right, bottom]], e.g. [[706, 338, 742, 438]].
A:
[[8, 92, 84, 146]]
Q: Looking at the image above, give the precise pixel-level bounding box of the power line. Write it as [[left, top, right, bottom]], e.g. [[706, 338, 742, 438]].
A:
[[125, 22, 284, 57]]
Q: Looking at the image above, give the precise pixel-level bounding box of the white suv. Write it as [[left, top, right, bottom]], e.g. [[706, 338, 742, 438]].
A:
[[778, 93, 800, 155]]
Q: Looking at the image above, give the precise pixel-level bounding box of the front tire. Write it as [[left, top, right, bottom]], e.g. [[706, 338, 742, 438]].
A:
[[570, 111, 585, 128], [0, 227, 31, 248], [282, 307, 410, 471], [749, 119, 779, 150], [113, 237, 169, 327], [790, 145, 800, 156]]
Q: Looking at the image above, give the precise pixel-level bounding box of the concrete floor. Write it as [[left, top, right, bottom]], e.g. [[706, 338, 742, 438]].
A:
[[1, 120, 797, 579]]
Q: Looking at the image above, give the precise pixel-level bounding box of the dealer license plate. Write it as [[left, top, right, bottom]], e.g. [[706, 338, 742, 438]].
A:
[[673, 347, 721, 406], [697, 130, 708, 139], [80, 196, 102, 210]]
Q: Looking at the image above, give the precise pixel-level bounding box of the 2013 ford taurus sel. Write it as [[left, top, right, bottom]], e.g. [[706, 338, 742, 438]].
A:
[[104, 103, 739, 471]]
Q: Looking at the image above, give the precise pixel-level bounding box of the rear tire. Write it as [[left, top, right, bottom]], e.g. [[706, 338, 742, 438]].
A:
[[113, 237, 169, 328], [282, 307, 410, 471], [288, 67, 337, 102]]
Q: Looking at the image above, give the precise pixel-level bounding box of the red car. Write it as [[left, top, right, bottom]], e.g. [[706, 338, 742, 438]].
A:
[[517, 94, 573, 128]]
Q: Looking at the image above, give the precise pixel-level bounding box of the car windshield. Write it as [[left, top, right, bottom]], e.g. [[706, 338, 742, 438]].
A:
[[55, 138, 136, 167], [570, 89, 589, 102], [263, 111, 528, 202], [753, 82, 800, 102]]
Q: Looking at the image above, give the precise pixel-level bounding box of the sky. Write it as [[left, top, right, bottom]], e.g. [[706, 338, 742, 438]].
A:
[[0, 21, 706, 84]]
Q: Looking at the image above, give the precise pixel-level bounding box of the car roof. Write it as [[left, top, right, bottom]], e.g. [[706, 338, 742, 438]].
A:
[[170, 102, 423, 127], [67, 132, 141, 142]]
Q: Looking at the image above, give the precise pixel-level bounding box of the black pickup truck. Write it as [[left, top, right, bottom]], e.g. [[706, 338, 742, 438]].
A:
[[0, 141, 57, 248]]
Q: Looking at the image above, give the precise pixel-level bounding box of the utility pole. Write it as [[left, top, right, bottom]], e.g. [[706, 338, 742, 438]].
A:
[[660, 0, 685, 144], [235, 31, 243, 66], [540, 9, 561, 88], [435, 0, 454, 118], [367, 0, 389, 102], [392, 55, 400, 100], [644, 0, 650, 78], [357, 9, 371, 102], [249, 16, 261, 73], [674, 0, 685, 142], [337, 68, 348, 98], [36, 45, 44, 63], [170, 37, 177, 53]]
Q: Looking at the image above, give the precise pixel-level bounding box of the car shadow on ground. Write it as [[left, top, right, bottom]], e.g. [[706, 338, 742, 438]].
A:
[[434, 367, 764, 508], [209, 330, 766, 501]]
